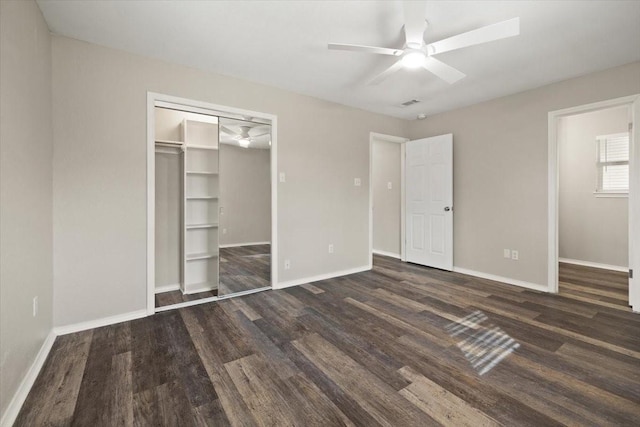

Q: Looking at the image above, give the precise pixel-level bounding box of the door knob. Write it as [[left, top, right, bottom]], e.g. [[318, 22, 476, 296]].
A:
[[444, 207, 451, 212]]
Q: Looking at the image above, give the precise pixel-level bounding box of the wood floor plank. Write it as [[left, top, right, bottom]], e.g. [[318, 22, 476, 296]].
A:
[[110, 352, 134, 426], [300, 283, 325, 294], [16, 259, 640, 426], [292, 333, 439, 426], [398, 365, 500, 427], [180, 305, 259, 427], [224, 354, 300, 426], [229, 297, 262, 321], [14, 331, 93, 426], [393, 334, 563, 427]]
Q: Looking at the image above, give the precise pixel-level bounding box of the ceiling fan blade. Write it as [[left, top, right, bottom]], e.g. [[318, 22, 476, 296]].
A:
[[328, 43, 402, 56], [402, 0, 427, 46], [220, 125, 239, 136], [422, 57, 465, 84], [367, 59, 404, 85], [426, 17, 520, 56], [251, 132, 270, 138]]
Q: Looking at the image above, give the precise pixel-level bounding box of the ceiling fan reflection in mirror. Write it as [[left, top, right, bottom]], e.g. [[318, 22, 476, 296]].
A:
[[220, 125, 270, 148], [328, 1, 519, 85]]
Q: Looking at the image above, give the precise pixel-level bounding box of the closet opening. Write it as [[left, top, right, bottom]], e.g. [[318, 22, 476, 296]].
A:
[[147, 93, 277, 313]]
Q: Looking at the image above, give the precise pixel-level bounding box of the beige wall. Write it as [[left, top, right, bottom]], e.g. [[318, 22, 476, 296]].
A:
[[51, 36, 407, 326], [220, 144, 271, 246], [372, 139, 401, 256], [559, 106, 629, 267], [408, 61, 640, 286], [0, 0, 53, 420], [154, 151, 182, 289]]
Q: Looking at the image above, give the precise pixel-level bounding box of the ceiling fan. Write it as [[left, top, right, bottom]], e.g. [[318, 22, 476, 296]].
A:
[[328, 1, 520, 85], [220, 125, 270, 148]]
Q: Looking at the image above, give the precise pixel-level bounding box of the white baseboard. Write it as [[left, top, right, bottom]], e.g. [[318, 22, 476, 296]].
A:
[[372, 250, 401, 259], [452, 267, 550, 293], [275, 265, 371, 290], [558, 258, 628, 273], [0, 331, 56, 427], [219, 241, 270, 248], [53, 309, 148, 336], [154, 283, 180, 294]]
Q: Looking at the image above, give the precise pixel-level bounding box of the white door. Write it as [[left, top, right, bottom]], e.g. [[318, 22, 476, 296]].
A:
[[405, 134, 453, 270], [629, 96, 640, 311]]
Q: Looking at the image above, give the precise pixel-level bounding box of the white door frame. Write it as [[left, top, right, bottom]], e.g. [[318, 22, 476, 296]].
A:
[[146, 92, 278, 315], [369, 132, 409, 267], [548, 94, 638, 308]]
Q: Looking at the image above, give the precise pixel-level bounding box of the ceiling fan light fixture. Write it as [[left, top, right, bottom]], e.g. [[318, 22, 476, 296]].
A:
[[401, 50, 426, 69], [238, 138, 251, 148]]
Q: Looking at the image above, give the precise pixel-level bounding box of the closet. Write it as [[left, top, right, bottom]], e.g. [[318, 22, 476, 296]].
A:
[[155, 108, 220, 296]]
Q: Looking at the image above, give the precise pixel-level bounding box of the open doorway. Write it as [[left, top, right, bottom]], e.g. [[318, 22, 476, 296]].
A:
[[369, 133, 407, 266], [549, 94, 639, 313], [558, 105, 630, 309]]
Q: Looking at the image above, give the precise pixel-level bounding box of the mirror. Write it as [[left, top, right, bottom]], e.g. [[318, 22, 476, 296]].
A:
[[218, 117, 272, 296]]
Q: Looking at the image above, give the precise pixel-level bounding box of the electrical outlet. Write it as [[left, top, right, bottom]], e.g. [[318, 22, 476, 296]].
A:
[[354, 178, 361, 186], [511, 250, 519, 260], [284, 259, 291, 270], [279, 172, 286, 183], [504, 249, 511, 259], [33, 296, 38, 317], [387, 182, 392, 190], [328, 244, 334, 254], [222, 228, 227, 234]]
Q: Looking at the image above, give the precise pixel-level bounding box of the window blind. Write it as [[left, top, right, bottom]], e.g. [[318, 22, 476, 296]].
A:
[[596, 133, 629, 193]]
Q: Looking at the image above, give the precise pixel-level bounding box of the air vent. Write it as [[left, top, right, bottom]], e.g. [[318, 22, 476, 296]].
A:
[[399, 99, 421, 108]]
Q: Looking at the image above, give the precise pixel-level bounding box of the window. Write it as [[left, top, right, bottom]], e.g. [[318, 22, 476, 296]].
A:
[[596, 133, 629, 194]]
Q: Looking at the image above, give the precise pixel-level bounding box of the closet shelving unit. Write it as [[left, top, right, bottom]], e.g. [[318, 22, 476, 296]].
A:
[[182, 119, 220, 294]]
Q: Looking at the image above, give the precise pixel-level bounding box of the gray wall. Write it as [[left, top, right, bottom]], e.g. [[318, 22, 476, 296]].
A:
[[220, 145, 271, 246], [0, 0, 53, 419], [51, 36, 408, 327], [372, 139, 401, 256], [408, 61, 640, 286], [559, 106, 629, 267]]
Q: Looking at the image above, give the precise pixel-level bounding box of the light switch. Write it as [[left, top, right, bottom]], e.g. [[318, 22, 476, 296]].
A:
[[387, 182, 392, 190], [354, 178, 361, 187], [279, 172, 286, 183]]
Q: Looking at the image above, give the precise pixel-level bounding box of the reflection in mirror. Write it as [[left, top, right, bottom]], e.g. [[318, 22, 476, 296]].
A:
[[218, 117, 272, 296]]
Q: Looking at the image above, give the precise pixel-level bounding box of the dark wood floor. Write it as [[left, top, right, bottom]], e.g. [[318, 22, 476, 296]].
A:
[[155, 288, 218, 308], [155, 245, 271, 308], [559, 261, 629, 308], [17, 257, 640, 426], [219, 244, 270, 295]]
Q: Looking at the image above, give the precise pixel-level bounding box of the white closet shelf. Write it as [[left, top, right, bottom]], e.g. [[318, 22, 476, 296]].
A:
[[186, 252, 219, 261], [155, 139, 183, 145], [186, 196, 218, 200], [184, 282, 217, 294], [186, 171, 218, 175], [186, 223, 219, 230], [186, 145, 219, 150]]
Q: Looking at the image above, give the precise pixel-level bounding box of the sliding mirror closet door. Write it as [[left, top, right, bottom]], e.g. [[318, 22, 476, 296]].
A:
[[218, 118, 272, 296]]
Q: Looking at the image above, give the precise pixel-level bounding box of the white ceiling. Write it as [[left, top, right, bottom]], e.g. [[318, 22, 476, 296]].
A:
[[37, 1, 640, 120]]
